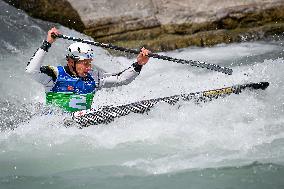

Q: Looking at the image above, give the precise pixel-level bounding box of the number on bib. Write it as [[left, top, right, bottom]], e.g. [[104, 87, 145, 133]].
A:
[[69, 95, 87, 110]]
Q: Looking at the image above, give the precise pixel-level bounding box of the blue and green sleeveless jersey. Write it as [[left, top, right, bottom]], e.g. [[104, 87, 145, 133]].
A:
[[46, 66, 96, 112]]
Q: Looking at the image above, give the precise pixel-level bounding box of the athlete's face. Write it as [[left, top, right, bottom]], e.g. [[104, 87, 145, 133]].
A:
[[75, 59, 93, 77]]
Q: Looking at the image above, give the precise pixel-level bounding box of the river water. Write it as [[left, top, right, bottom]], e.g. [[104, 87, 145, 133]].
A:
[[0, 1, 284, 188]]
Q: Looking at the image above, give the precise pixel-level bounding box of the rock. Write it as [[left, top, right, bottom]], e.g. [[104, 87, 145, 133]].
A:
[[2, 0, 85, 32], [3, 0, 284, 51]]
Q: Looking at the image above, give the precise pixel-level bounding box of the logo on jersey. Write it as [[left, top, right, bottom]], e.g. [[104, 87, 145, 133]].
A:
[[67, 85, 74, 91]]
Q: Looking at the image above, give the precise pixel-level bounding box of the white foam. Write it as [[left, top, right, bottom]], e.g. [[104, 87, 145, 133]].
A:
[[1, 33, 284, 176]]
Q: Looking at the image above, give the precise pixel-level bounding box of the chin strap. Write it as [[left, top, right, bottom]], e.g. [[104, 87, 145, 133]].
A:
[[73, 62, 80, 76], [67, 57, 79, 76]]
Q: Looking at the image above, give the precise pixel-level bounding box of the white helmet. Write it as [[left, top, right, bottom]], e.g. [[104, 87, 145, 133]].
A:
[[66, 42, 94, 61]]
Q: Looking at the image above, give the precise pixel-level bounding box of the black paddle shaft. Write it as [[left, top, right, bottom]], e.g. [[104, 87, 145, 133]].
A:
[[52, 33, 233, 75]]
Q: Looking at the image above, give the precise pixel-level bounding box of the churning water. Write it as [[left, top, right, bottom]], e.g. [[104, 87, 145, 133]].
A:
[[0, 1, 284, 188]]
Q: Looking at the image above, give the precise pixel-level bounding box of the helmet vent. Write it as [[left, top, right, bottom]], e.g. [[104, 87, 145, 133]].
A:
[[66, 42, 94, 60]]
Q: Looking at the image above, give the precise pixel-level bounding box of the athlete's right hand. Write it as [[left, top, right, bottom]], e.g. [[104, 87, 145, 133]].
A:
[[47, 27, 60, 44]]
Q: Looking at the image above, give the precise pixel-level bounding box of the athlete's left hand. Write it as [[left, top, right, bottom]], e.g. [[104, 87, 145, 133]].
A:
[[137, 47, 151, 65]]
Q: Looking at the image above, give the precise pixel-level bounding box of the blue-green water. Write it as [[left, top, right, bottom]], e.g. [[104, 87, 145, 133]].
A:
[[0, 1, 284, 188], [1, 163, 284, 189]]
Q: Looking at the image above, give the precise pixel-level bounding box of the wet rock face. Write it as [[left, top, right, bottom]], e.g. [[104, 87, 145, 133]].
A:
[[79, 0, 284, 51], [2, 0, 85, 32], [69, 0, 159, 30], [3, 0, 284, 51]]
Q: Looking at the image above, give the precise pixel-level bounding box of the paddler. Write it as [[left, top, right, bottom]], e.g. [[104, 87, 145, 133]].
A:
[[26, 27, 150, 112]]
